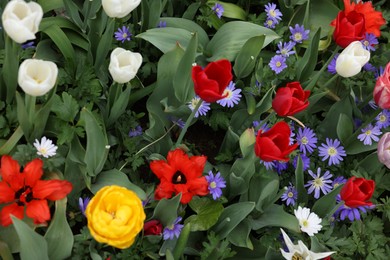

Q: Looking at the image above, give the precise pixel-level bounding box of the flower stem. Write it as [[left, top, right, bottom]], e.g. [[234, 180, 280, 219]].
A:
[[175, 100, 203, 146]]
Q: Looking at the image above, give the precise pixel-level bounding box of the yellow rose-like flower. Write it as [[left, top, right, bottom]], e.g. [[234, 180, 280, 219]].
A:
[[86, 185, 146, 249]]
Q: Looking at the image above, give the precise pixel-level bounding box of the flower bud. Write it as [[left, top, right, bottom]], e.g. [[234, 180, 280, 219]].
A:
[[335, 41, 370, 78], [377, 132, 390, 169], [109, 47, 142, 84], [18, 59, 58, 96], [1, 0, 43, 43], [373, 62, 390, 109], [102, 0, 141, 18]]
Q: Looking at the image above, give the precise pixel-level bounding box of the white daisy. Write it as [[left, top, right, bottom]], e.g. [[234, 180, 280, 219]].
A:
[[280, 229, 335, 260], [33, 136, 58, 158], [294, 206, 322, 236]]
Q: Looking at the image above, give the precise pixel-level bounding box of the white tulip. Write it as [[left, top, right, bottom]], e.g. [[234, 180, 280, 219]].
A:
[[102, 0, 141, 18], [109, 47, 142, 84], [335, 41, 370, 78], [18, 59, 58, 96], [1, 0, 43, 43]]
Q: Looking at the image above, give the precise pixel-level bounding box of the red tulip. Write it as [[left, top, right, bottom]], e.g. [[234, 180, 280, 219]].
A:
[[272, 81, 310, 116], [374, 62, 390, 109], [340, 177, 375, 208], [192, 59, 233, 103], [254, 121, 298, 162]]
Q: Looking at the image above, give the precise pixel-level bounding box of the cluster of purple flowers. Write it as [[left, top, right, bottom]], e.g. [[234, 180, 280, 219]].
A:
[[269, 23, 310, 74], [264, 3, 282, 29]]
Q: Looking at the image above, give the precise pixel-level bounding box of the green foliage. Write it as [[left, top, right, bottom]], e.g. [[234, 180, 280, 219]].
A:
[[199, 232, 236, 260]]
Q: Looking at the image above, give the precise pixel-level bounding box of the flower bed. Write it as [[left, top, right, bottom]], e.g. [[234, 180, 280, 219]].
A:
[[0, 0, 390, 259]]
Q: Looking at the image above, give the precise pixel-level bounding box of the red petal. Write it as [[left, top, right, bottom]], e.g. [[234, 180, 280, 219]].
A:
[[23, 158, 43, 187], [150, 160, 175, 180], [272, 87, 293, 116], [154, 181, 175, 201], [0, 203, 24, 227], [0, 182, 15, 203], [32, 180, 72, 200], [0, 156, 23, 191], [203, 59, 232, 93], [26, 199, 50, 224]]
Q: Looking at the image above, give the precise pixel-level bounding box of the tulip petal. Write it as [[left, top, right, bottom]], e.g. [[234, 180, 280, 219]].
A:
[[23, 158, 43, 187], [0, 182, 15, 203], [0, 155, 24, 191], [26, 199, 51, 224], [0, 203, 24, 227], [32, 180, 72, 200]]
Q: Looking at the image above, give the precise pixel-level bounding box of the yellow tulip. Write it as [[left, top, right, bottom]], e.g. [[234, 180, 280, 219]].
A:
[[86, 185, 146, 249]]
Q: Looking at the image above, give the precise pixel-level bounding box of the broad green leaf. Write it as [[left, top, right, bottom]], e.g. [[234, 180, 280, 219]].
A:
[[12, 217, 49, 260], [337, 113, 353, 145], [0, 126, 23, 155], [94, 17, 114, 72], [31, 87, 56, 140], [245, 92, 257, 115], [234, 36, 265, 79], [249, 171, 279, 213], [40, 17, 82, 32], [107, 86, 131, 126], [228, 172, 247, 199], [91, 169, 146, 200], [212, 202, 255, 239], [79, 108, 108, 176], [208, 1, 246, 20], [239, 128, 256, 158], [173, 33, 198, 103], [15, 92, 32, 141], [172, 223, 191, 260], [205, 21, 280, 61], [63, 0, 84, 30], [37, 0, 64, 12], [184, 197, 224, 231], [44, 198, 73, 260], [137, 27, 193, 54], [3, 36, 19, 104], [219, 127, 240, 157], [182, 2, 201, 20], [227, 219, 253, 249], [0, 241, 13, 260], [295, 155, 308, 205], [249, 204, 300, 232], [152, 194, 182, 226], [296, 28, 321, 83], [41, 25, 75, 63], [312, 185, 343, 218]]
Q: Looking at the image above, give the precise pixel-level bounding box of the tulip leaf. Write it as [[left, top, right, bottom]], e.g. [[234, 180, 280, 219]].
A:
[[79, 107, 109, 176], [15, 92, 33, 141], [295, 155, 308, 205], [141, 0, 163, 31], [152, 194, 182, 227], [337, 113, 353, 145], [3, 35, 19, 104], [312, 184, 343, 218], [137, 27, 194, 54], [37, 0, 64, 13], [44, 198, 73, 260], [184, 197, 224, 231], [296, 28, 321, 83], [249, 204, 300, 232], [173, 33, 198, 103], [63, 0, 84, 30], [41, 24, 76, 64], [91, 169, 146, 200], [228, 172, 247, 199], [172, 223, 191, 260], [11, 216, 49, 260], [205, 21, 280, 61], [0, 241, 13, 260], [107, 85, 131, 126], [94, 17, 115, 72], [227, 219, 253, 249], [212, 201, 255, 239], [234, 35, 265, 79], [249, 171, 280, 213], [207, 1, 246, 20]]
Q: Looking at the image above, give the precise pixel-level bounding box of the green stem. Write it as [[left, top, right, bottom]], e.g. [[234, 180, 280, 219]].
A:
[[321, 73, 339, 91], [25, 95, 36, 125], [175, 100, 203, 146], [305, 45, 341, 91]]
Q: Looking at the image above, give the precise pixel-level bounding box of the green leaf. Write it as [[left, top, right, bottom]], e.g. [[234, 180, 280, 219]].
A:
[[0, 240, 13, 260], [79, 108, 108, 176], [295, 155, 308, 205], [0, 126, 23, 155], [249, 171, 279, 213], [3, 36, 19, 104], [52, 93, 79, 122], [91, 169, 146, 200], [44, 198, 73, 260], [337, 113, 354, 145], [172, 223, 191, 260], [37, 0, 64, 12], [184, 197, 224, 231], [63, 0, 84, 30], [94, 17, 114, 72], [205, 21, 280, 61], [233, 36, 265, 79], [227, 219, 253, 249], [40, 25, 75, 63], [173, 33, 198, 103], [15, 92, 32, 140], [152, 194, 182, 226], [12, 217, 49, 260], [249, 204, 300, 232], [208, 1, 246, 20], [212, 202, 255, 239], [228, 172, 247, 199], [107, 86, 131, 126], [312, 185, 343, 218], [295, 28, 321, 82], [137, 27, 193, 54]]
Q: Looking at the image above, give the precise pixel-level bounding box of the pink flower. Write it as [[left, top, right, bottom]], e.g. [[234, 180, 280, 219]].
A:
[[373, 62, 390, 109], [377, 132, 390, 169]]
